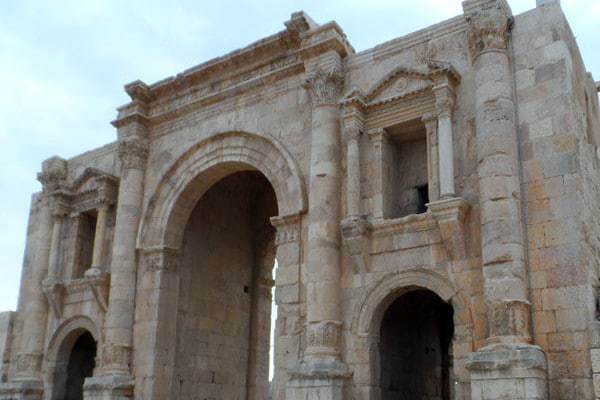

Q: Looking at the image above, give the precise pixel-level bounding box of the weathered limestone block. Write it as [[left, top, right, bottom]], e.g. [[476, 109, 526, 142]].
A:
[[0, 313, 14, 383]]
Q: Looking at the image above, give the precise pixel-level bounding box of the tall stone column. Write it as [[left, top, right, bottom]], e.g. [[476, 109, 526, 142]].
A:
[[463, 1, 548, 398], [2, 157, 68, 399], [287, 68, 349, 400], [85, 125, 148, 400]]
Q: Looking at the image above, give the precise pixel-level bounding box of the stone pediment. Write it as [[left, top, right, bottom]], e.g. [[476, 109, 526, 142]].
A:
[[365, 68, 434, 105], [341, 62, 461, 109], [71, 168, 118, 195]]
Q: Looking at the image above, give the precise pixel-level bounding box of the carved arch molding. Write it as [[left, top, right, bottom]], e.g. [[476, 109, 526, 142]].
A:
[[138, 130, 307, 251]]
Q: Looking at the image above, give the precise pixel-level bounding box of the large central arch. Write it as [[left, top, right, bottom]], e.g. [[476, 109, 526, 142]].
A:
[[138, 130, 307, 251]]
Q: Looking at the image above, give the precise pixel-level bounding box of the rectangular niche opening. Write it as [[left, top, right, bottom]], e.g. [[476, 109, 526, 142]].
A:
[[75, 210, 97, 279], [383, 118, 429, 219]]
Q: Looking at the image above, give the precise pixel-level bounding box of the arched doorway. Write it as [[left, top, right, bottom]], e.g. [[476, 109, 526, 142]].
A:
[[51, 329, 97, 400], [173, 170, 278, 399], [379, 289, 454, 400]]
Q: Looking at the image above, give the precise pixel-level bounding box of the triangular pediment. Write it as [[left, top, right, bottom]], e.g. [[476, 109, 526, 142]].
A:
[[365, 67, 434, 105], [71, 168, 118, 194]]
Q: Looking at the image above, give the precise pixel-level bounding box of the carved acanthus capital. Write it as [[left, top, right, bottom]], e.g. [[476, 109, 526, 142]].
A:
[[434, 86, 456, 119], [304, 69, 344, 106], [118, 136, 148, 170], [466, 5, 512, 60], [37, 156, 68, 192]]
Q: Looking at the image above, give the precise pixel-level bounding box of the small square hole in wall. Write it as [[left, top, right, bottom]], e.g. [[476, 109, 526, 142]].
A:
[[244, 285, 249, 294]]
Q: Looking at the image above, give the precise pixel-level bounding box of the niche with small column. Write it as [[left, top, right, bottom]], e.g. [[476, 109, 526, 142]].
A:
[[44, 168, 118, 318], [340, 63, 472, 272]]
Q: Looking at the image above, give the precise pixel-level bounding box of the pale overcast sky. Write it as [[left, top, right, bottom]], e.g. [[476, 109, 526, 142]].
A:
[[0, 0, 598, 312]]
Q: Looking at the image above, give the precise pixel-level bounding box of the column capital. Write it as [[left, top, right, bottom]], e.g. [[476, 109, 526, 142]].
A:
[[48, 191, 71, 218], [37, 156, 67, 193], [118, 136, 149, 170], [367, 127, 389, 144], [434, 86, 456, 119], [304, 68, 344, 106], [465, 2, 513, 61]]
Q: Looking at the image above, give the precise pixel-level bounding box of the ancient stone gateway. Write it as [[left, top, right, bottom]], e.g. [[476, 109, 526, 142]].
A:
[[1, 0, 600, 399]]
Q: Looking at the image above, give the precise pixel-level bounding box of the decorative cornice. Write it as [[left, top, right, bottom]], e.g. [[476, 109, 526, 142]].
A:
[[118, 137, 149, 170], [466, 3, 513, 60], [304, 68, 344, 106]]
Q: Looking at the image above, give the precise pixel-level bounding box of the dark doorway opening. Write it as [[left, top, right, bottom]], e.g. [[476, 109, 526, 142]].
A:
[[64, 331, 97, 400], [379, 289, 454, 400]]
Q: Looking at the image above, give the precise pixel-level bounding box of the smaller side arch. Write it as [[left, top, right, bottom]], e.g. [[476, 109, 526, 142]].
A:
[[353, 268, 468, 337], [46, 316, 99, 363], [45, 316, 99, 400]]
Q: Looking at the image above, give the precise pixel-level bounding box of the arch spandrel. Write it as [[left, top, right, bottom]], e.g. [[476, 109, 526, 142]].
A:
[[138, 131, 307, 250], [353, 268, 470, 338]]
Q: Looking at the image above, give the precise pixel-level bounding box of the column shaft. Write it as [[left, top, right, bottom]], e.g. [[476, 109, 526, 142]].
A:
[[46, 213, 64, 282], [468, 2, 530, 344], [91, 204, 109, 269], [15, 196, 53, 382], [438, 112, 455, 198], [304, 69, 344, 360], [102, 137, 147, 376], [346, 135, 361, 217]]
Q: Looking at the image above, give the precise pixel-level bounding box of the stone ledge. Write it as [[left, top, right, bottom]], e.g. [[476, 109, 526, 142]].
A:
[[467, 343, 548, 375], [83, 375, 134, 400], [0, 380, 43, 400]]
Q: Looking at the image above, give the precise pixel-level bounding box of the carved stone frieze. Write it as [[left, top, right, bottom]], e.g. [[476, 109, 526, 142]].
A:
[[118, 136, 149, 170], [304, 69, 344, 106], [466, 4, 512, 60]]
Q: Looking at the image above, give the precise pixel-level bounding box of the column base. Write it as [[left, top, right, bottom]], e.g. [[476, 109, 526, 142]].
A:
[[0, 380, 44, 400], [467, 343, 548, 400], [83, 375, 134, 400], [286, 360, 351, 400]]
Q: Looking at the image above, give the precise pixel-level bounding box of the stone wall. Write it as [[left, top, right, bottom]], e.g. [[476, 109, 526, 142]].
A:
[[513, 2, 600, 398]]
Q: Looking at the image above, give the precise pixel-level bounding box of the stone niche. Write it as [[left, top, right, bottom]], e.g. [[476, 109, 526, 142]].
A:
[[381, 118, 429, 219]]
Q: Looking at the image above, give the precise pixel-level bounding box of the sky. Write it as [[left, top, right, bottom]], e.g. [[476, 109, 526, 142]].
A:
[[0, 0, 598, 312]]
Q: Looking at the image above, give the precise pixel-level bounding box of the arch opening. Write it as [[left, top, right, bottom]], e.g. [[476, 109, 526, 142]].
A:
[[378, 289, 454, 400], [173, 170, 278, 400], [52, 330, 97, 400]]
